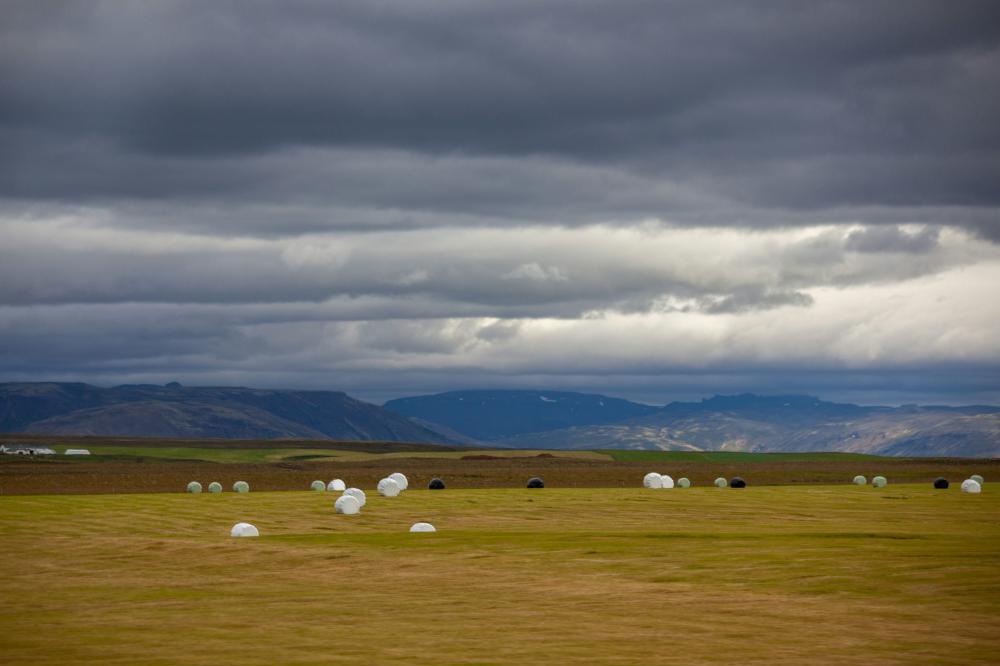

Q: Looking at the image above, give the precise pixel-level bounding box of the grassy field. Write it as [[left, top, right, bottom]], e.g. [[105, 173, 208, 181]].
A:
[[599, 450, 878, 462], [4, 448, 997, 495], [37, 444, 612, 464], [1, 484, 998, 664]]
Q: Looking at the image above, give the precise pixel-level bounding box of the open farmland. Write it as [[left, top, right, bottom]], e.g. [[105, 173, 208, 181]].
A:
[[2, 434, 999, 495], [1, 483, 999, 665]]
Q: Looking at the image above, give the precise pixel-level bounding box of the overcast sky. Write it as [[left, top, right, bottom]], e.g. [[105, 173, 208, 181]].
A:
[[2, 1, 999, 405]]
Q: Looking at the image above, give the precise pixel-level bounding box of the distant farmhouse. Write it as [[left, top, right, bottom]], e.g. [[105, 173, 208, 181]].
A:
[[0, 443, 57, 456]]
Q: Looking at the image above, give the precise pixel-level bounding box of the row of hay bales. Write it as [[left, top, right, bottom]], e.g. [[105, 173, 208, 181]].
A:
[[852, 473, 985, 492], [642, 472, 988, 491], [191, 473, 542, 498], [643, 472, 745, 488], [186, 480, 248, 493]]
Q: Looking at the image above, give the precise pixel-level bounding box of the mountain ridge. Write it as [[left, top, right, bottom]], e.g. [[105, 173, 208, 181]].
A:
[[492, 393, 1000, 457], [3, 384, 998, 456], [0, 382, 453, 443], [384, 389, 658, 441]]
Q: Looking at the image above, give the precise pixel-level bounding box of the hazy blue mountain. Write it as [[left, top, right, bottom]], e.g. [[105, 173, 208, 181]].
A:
[[4, 384, 997, 456], [384, 390, 659, 441], [0, 382, 453, 442], [495, 394, 1000, 457]]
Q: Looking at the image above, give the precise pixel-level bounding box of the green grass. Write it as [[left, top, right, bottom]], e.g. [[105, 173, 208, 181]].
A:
[[48, 445, 358, 463], [600, 449, 881, 462], [45, 445, 611, 464], [1, 484, 998, 664]]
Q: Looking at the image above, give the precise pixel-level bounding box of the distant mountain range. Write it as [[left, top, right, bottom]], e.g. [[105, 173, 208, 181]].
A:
[[0, 382, 450, 442], [384, 390, 659, 441], [3, 383, 998, 457], [388, 391, 1000, 457]]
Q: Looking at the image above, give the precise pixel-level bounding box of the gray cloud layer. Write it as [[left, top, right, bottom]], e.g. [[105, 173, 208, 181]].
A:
[[1, 1, 999, 403]]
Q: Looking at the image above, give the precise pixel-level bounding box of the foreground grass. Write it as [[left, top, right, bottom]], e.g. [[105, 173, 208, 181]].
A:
[[1, 485, 998, 664]]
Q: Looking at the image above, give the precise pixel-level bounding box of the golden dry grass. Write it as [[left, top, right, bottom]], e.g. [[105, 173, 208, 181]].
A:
[[1, 484, 998, 664]]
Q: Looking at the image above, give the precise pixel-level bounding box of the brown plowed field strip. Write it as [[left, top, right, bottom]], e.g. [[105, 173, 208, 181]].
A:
[[3, 452, 997, 495]]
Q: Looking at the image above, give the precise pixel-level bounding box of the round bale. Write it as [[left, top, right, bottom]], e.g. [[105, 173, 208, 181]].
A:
[[730, 477, 747, 488], [643, 472, 663, 489], [343, 487, 366, 507], [389, 473, 409, 491], [232, 481, 250, 493], [961, 479, 982, 494], [208, 482, 223, 493], [660, 474, 675, 489], [334, 495, 361, 514], [328, 479, 346, 492], [677, 477, 691, 488], [853, 475, 867, 486], [230, 522, 259, 537], [377, 477, 401, 497], [310, 480, 326, 492], [428, 478, 446, 490], [872, 476, 887, 488], [714, 477, 728, 488], [970, 474, 984, 485], [410, 522, 436, 533], [186, 481, 202, 494], [933, 477, 949, 489], [527, 477, 545, 488]]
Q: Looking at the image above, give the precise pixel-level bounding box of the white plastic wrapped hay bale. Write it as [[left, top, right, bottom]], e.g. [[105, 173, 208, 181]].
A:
[[389, 472, 409, 490], [970, 474, 984, 485], [409, 522, 436, 532], [186, 481, 202, 494], [310, 480, 326, 492], [208, 482, 223, 493], [677, 477, 691, 488], [230, 522, 259, 537], [377, 477, 401, 497], [659, 474, 675, 489], [961, 479, 982, 494], [853, 475, 867, 485], [233, 481, 250, 493], [714, 477, 728, 488], [328, 479, 346, 492], [872, 476, 887, 488], [343, 487, 366, 507], [335, 495, 361, 514], [643, 472, 663, 489]]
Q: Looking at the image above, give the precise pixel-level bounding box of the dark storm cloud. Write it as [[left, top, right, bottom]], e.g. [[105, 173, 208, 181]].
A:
[[702, 288, 813, 315], [1, 0, 999, 229], [2, 1, 999, 404], [845, 225, 940, 253]]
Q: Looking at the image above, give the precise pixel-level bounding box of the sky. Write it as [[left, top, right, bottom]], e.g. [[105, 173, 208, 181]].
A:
[[1, 1, 999, 406]]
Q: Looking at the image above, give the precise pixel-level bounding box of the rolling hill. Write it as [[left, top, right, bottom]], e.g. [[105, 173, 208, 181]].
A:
[[0, 382, 453, 442], [384, 390, 658, 441], [4, 384, 998, 456], [493, 394, 1000, 457]]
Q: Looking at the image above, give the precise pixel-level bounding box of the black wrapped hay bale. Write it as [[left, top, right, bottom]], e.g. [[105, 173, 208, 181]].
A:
[[527, 477, 545, 488], [428, 478, 446, 490], [729, 477, 747, 488], [933, 477, 949, 489]]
